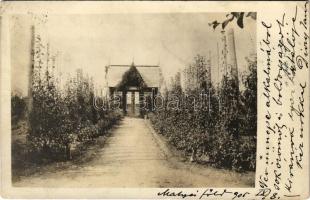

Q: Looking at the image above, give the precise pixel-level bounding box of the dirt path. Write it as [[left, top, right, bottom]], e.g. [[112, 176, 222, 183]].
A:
[[14, 117, 254, 187]]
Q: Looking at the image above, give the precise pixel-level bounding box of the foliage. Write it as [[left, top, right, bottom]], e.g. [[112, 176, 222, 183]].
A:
[[11, 94, 26, 124], [77, 121, 99, 142], [209, 12, 257, 30], [117, 65, 147, 90], [207, 128, 256, 171], [28, 57, 71, 155], [97, 111, 123, 134], [239, 57, 257, 135], [218, 75, 240, 138], [27, 36, 122, 161], [150, 55, 256, 171]]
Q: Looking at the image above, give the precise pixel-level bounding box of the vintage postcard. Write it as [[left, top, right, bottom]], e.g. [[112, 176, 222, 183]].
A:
[[0, 1, 309, 199]]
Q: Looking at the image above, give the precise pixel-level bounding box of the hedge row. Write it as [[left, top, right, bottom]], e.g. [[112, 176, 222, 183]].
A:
[[148, 56, 257, 172], [149, 101, 256, 172], [27, 36, 123, 160]]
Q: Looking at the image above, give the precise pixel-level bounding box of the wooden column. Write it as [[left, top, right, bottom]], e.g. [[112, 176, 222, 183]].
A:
[[152, 88, 158, 111], [122, 90, 127, 114], [139, 90, 144, 117], [131, 91, 135, 114]]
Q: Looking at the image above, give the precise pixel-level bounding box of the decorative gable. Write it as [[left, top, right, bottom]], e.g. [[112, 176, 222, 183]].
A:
[[116, 65, 147, 90]]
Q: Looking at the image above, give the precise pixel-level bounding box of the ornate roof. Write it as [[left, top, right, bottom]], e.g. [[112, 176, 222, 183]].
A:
[[106, 64, 162, 88]]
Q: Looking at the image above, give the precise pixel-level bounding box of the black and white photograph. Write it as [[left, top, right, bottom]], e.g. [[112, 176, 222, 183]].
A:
[[10, 12, 258, 188]]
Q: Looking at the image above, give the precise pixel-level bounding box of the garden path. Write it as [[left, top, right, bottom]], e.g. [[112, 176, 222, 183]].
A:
[[14, 117, 254, 187]]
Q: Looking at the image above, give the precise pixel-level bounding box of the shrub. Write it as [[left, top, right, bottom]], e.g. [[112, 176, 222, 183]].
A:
[[149, 54, 257, 172], [26, 35, 122, 161], [97, 110, 122, 133], [77, 122, 99, 142], [11, 94, 26, 124]]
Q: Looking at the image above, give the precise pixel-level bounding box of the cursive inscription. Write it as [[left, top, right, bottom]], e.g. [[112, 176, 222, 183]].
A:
[[259, 2, 308, 199], [157, 188, 250, 200]]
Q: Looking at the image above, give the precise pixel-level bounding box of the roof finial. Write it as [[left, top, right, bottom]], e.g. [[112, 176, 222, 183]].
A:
[[131, 56, 135, 66]]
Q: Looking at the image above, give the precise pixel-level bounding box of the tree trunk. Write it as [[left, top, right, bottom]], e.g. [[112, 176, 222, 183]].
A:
[[65, 143, 72, 160], [190, 147, 197, 162]]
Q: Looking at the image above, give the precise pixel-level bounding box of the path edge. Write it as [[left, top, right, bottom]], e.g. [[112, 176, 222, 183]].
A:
[[144, 119, 188, 163], [144, 119, 174, 159]]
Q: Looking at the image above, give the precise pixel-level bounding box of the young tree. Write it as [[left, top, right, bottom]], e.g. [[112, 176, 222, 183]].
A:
[[240, 57, 257, 135], [11, 94, 26, 124], [218, 75, 240, 138]]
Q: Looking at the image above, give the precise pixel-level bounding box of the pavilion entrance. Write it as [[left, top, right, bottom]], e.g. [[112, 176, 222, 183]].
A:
[[126, 90, 139, 117], [106, 63, 161, 118], [109, 85, 157, 118]]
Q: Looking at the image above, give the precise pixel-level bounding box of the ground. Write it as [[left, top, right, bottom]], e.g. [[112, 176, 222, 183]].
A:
[[13, 117, 254, 187]]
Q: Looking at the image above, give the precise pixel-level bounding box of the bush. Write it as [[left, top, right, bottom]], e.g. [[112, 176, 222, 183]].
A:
[[150, 107, 256, 171], [149, 54, 257, 172], [207, 128, 256, 171], [77, 122, 99, 142], [233, 137, 256, 171], [97, 110, 122, 132], [26, 36, 123, 161], [11, 95, 26, 124]]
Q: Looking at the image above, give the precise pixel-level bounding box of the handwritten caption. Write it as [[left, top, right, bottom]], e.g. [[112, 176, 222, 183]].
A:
[[258, 1, 308, 199]]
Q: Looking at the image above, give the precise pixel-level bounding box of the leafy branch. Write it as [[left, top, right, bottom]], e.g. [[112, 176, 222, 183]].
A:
[[209, 12, 256, 30]]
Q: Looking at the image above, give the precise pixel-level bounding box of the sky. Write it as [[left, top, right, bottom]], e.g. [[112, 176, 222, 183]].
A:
[[10, 13, 256, 96]]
